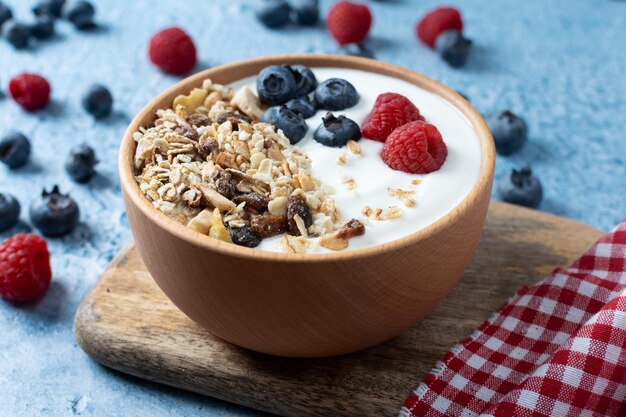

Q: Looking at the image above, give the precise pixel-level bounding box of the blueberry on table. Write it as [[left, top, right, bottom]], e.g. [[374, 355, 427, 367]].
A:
[[487, 110, 528, 155], [285, 96, 317, 119], [30, 186, 80, 237], [0, 2, 12, 27], [0, 193, 20, 232], [62, 0, 95, 30], [230, 226, 262, 248], [32, 0, 66, 18], [0, 132, 31, 169], [288, 65, 318, 97], [292, 0, 319, 26], [262, 106, 308, 144], [82, 84, 113, 119], [313, 112, 362, 148], [256, 65, 297, 106], [30, 15, 55, 39], [65, 144, 98, 183], [434, 30, 472, 68], [314, 78, 359, 111], [497, 167, 543, 208], [2, 21, 32, 49], [255, 0, 291, 29]]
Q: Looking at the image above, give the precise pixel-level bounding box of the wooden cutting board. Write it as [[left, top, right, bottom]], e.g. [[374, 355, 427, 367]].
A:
[[74, 201, 602, 417]]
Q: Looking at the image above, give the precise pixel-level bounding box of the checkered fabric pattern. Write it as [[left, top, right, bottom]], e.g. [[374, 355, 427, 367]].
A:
[[399, 222, 626, 417]]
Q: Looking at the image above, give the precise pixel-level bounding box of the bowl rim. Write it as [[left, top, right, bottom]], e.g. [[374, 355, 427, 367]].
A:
[[119, 54, 495, 263]]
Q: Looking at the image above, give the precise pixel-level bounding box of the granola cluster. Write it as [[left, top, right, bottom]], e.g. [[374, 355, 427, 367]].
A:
[[133, 79, 344, 251]]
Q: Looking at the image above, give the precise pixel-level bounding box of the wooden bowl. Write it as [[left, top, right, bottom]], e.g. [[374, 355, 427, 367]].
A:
[[119, 54, 495, 357]]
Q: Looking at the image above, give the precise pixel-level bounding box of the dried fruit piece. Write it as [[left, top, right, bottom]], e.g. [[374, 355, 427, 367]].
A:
[[250, 214, 287, 238], [215, 171, 237, 199], [336, 218, 365, 240], [209, 208, 232, 243], [217, 112, 251, 130], [233, 193, 269, 214], [287, 195, 312, 236], [230, 226, 262, 248], [174, 126, 199, 141], [197, 137, 218, 158], [320, 218, 365, 251], [187, 113, 210, 127], [187, 209, 212, 234]]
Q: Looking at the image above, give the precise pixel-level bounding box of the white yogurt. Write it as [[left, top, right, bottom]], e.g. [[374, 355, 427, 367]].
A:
[[229, 68, 482, 253]]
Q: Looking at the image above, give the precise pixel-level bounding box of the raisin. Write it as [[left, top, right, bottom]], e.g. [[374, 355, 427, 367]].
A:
[[215, 172, 237, 199], [287, 195, 312, 236], [250, 214, 287, 238], [217, 112, 251, 130], [187, 113, 210, 127], [197, 137, 218, 158], [230, 226, 262, 248], [144, 121, 156, 129], [233, 193, 269, 214], [337, 218, 365, 240], [175, 126, 199, 141]]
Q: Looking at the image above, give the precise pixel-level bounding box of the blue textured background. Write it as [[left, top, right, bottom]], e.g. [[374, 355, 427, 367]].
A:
[[1, 0, 625, 416]]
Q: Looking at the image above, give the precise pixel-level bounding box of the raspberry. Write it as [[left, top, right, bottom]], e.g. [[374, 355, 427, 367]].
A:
[[361, 93, 424, 142], [381, 121, 447, 174], [149, 27, 197, 75], [9, 73, 51, 111], [0, 234, 51, 302], [417, 7, 463, 48], [326, 1, 372, 46]]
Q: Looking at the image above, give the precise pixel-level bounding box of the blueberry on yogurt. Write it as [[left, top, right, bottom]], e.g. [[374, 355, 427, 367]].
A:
[[314, 78, 359, 111], [262, 106, 308, 144], [313, 112, 361, 148], [256, 65, 297, 106]]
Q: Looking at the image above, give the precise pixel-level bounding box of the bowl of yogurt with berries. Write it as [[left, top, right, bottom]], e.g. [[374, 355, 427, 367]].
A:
[[120, 54, 495, 357]]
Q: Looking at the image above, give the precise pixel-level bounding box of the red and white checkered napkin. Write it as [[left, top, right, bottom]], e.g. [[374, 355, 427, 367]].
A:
[[400, 222, 626, 417]]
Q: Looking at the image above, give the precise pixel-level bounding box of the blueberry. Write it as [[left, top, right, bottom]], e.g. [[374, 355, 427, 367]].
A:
[[65, 144, 98, 183], [497, 167, 543, 208], [32, 0, 66, 18], [255, 0, 291, 29], [82, 84, 113, 119], [313, 112, 361, 148], [487, 110, 528, 155], [0, 132, 31, 169], [262, 106, 308, 144], [30, 15, 55, 39], [2, 20, 32, 49], [292, 0, 319, 26], [288, 65, 318, 97], [0, 2, 12, 27], [0, 193, 20, 232], [62, 0, 95, 30], [230, 226, 262, 248], [30, 186, 80, 237], [314, 78, 359, 111], [256, 65, 297, 106], [434, 30, 472, 68], [285, 96, 317, 119]]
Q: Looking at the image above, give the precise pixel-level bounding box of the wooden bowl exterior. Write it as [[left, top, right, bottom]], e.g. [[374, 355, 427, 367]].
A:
[[119, 55, 495, 357]]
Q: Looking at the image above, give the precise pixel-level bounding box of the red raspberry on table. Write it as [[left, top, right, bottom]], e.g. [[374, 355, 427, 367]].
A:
[[417, 7, 463, 48], [362, 92, 424, 142], [381, 121, 448, 174], [0, 234, 52, 302], [326, 1, 372, 45], [149, 27, 197, 75], [9, 73, 51, 111]]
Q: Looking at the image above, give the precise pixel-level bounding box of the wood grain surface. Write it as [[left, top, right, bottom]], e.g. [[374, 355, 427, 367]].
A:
[[74, 201, 602, 417]]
